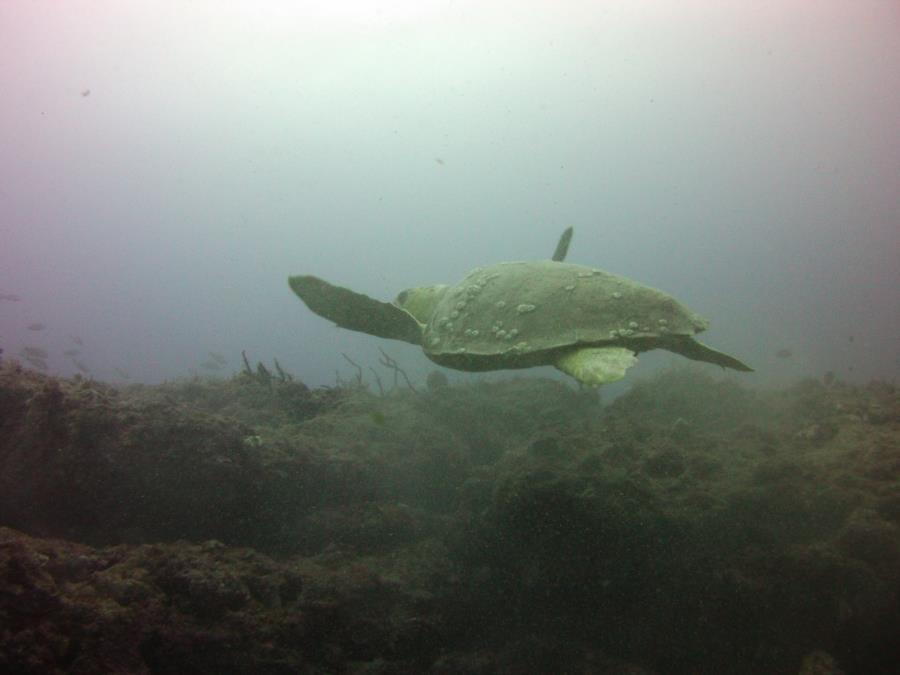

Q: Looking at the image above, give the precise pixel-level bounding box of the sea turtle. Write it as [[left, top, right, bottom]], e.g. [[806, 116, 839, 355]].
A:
[[288, 228, 751, 385]]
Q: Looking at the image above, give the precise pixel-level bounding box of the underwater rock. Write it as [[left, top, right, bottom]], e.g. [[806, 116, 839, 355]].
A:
[[527, 435, 564, 458], [643, 447, 687, 478], [799, 650, 845, 675], [0, 527, 314, 673], [835, 510, 900, 569], [23, 355, 48, 371], [22, 346, 48, 359], [425, 369, 449, 391], [1, 362, 899, 673], [670, 416, 692, 441], [795, 422, 838, 445]]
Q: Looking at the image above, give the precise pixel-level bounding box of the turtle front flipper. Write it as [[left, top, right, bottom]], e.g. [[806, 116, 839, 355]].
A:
[[555, 347, 638, 385], [289, 275, 423, 345], [668, 337, 753, 372]]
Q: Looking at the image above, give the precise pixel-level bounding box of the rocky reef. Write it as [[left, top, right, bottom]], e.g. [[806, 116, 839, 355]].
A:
[[1, 360, 898, 673]]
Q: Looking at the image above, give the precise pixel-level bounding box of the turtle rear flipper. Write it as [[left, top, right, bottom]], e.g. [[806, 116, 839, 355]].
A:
[[289, 275, 422, 345], [555, 347, 638, 385], [551, 226, 573, 261], [668, 336, 753, 372]]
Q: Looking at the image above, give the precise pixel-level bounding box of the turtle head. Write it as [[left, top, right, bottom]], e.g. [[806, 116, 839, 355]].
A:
[[394, 284, 448, 324]]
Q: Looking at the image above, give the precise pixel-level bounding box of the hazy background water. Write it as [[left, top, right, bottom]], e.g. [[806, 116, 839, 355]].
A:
[[1, 1, 898, 391]]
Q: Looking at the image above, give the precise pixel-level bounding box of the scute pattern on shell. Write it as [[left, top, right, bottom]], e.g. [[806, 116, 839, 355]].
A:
[[422, 260, 701, 360]]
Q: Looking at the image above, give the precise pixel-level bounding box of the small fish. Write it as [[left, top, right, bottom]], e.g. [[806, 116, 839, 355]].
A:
[[25, 356, 48, 371], [848, 335, 854, 343], [0, 293, 21, 302], [27, 323, 46, 331], [70, 335, 83, 345], [208, 351, 227, 365], [81, 89, 91, 97], [63, 348, 81, 357], [434, 157, 445, 165], [776, 348, 793, 359], [22, 346, 49, 359], [72, 359, 91, 374]]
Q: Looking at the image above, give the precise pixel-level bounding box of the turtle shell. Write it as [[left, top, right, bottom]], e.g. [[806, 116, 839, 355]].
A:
[[421, 261, 707, 371]]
